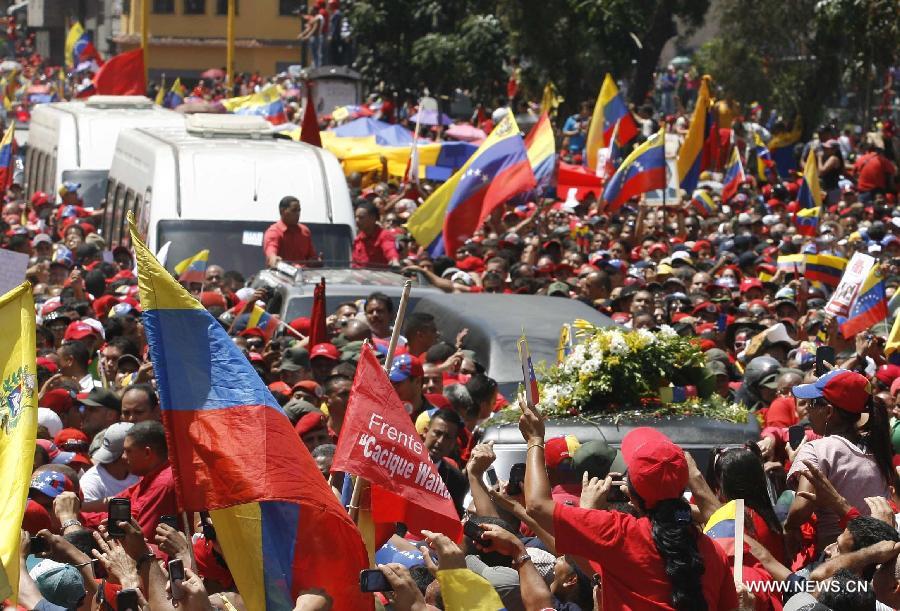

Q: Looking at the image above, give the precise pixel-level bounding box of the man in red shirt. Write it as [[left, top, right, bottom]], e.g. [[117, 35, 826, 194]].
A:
[[853, 144, 896, 203], [119, 420, 178, 540], [263, 195, 321, 268], [351, 201, 400, 269]]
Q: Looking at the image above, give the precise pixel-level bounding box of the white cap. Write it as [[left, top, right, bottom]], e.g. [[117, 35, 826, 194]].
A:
[[235, 287, 255, 302], [93, 421, 134, 464], [80, 317, 106, 340], [37, 408, 63, 438]]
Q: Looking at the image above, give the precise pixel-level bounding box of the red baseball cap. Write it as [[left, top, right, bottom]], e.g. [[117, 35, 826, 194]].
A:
[[36, 356, 58, 374], [54, 428, 89, 449], [545, 435, 580, 470], [63, 320, 98, 341], [739, 278, 764, 292], [289, 317, 311, 336], [792, 369, 871, 414], [268, 381, 291, 399], [691, 301, 718, 317], [291, 380, 323, 398], [310, 343, 339, 361], [875, 364, 900, 386], [295, 411, 328, 437], [621, 427, 689, 509], [40, 388, 76, 415]]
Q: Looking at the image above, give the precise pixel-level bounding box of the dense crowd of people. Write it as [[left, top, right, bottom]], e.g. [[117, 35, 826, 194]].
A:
[[4, 14, 900, 608]]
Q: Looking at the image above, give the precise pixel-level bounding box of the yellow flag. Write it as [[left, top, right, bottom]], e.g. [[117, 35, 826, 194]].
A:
[[64, 22, 84, 69], [886, 311, 900, 357], [0, 282, 38, 603], [540, 81, 564, 117]]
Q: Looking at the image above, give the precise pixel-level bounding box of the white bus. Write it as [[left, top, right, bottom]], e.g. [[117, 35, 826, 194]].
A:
[[105, 114, 355, 276], [25, 96, 183, 207]]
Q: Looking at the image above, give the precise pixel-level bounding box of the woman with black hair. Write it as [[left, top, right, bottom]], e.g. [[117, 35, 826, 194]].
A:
[[518, 403, 741, 610], [708, 446, 785, 564], [786, 369, 893, 554]]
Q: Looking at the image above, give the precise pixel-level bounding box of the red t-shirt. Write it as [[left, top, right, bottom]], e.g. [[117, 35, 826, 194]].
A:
[[263, 220, 317, 263], [351, 227, 398, 268], [120, 464, 179, 540], [554, 503, 738, 610], [764, 396, 798, 429], [854, 152, 896, 192]]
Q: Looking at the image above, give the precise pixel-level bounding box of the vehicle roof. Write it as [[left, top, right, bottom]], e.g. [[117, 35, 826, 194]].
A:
[[31, 102, 183, 169], [412, 294, 617, 392], [115, 126, 351, 225]]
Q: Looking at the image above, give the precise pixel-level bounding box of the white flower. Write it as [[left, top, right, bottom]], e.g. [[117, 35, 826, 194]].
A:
[[608, 332, 629, 356], [637, 328, 656, 345], [657, 324, 677, 339], [540, 384, 560, 408]]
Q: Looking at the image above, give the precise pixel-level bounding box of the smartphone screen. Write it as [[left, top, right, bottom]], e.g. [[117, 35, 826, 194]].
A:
[[159, 514, 179, 530], [107, 498, 131, 538], [815, 346, 836, 377], [463, 519, 485, 543], [117, 589, 140, 611], [788, 424, 806, 450], [359, 569, 392, 593], [168, 559, 185, 600], [485, 467, 499, 488]]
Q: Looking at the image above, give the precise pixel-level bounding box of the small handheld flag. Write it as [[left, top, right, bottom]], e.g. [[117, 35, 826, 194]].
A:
[[517, 333, 540, 407], [173, 249, 209, 284]]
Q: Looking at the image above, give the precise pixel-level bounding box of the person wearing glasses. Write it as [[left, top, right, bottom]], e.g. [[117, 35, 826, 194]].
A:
[[784, 369, 894, 555]]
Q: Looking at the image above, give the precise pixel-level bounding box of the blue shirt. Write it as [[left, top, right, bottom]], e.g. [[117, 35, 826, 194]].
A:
[[563, 114, 587, 151]]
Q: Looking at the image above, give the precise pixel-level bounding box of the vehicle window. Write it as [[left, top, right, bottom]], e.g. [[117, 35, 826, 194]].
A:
[[122, 192, 140, 248], [110, 183, 126, 245], [41, 152, 53, 194], [103, 180, 117, 237], [33, 151, 45, 195]]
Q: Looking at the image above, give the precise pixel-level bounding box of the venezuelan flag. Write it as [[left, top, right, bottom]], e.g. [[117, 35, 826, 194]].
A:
[[0, 282, 38, 604], [804, 254, 847, 288], [234, 302, 280, 341], [601, 128, 666, 212], [603, 119, 626, 180], [776, 254, 806, 274], [839, 264, 888, 339], [128, 213, 370, 611], [65, 22, 101, 68], [769, 121, 802, 178], [704, 500, 741, 556], [525, 112, 556, 190], [517, 334, 540, 407], [797, 148, 823, 209], [677, 76, 712, 194], [173, 249, 209, 284], [690, 190, 717, 217], [163, 77, 186, 109], [407, 114, 535, 256], [0, 123, 16, 193], [154, 77, 166, 106], [222, 85, 287, 126], [794, 206, 820, 237], [720, 147, 745, 203], [585, 74, 638, 171], [753, 132, 775, 183]]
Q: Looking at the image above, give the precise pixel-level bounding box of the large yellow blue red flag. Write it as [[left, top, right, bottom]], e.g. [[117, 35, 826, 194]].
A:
[[585, 74, 638, 171], [797, 148, 823, 209], [0, 123, 16, 193], [753, 132, 774, 182], [173, 249, 208, 284], [602, 128, 667, 212], [525, 112, 556, 190], [64, 22, 84, 69], [128, 213, 370, 610], [794, 206, 820, 237], [839, 264, 887, 339], [0, 282, 38, 603], [407, 113, 535, 256], [221, 85, 287, 125], [677, 76, 712, 193]]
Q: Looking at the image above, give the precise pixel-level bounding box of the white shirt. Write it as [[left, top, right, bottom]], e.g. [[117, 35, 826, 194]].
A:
[[80, 464, 140, 501], [78, 373, 100, 393]]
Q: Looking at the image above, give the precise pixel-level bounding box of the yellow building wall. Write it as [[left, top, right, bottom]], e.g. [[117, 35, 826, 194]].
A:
[[118, 0, 306, 75]]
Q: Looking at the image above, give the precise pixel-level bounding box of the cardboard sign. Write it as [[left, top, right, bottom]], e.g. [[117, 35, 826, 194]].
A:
[[826, 252, 875, 318]]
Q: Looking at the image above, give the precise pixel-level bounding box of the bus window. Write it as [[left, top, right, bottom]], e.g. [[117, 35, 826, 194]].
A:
[[102, 180, 117, 237], [110, 183, 126, 245], [121, 190, 136, 247]]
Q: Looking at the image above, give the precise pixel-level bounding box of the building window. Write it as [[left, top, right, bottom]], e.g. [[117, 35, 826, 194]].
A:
[[216, 0, 238, 15], [279, 0, 305, 16], [122, 0, 130, 14], [183, 0, 206, 14], [153, 0, 174, 13]]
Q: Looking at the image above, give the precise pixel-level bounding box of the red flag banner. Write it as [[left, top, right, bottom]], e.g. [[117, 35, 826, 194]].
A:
[[301, 82, 322, 148], [332, 345, 462, 540], [93, 48, 146, 96], [308, 278, 327, 346]]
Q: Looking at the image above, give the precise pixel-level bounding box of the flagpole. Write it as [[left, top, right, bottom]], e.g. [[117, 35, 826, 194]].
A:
[[349, 280, 412, 550], [141, 0, 150, 84], [225, 0, 235, 89]]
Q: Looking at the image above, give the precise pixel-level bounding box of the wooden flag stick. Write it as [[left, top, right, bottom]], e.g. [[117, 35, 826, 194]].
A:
[[734, 498, 745, 585]]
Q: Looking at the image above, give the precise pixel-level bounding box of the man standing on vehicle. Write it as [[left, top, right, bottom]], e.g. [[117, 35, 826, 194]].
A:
[[351, 201, 400, 269], [263, 195, 321, 268]]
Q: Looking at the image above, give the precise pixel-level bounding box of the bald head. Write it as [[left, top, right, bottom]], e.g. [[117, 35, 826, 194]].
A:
[[343, 319, 372, 342]]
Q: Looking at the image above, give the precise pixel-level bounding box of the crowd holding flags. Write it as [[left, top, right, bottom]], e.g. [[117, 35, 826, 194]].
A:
[[601, 128, 667, 212], [585, 74, 638, 171]]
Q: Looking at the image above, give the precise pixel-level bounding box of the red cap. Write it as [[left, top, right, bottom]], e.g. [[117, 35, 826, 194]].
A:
[[40, 388, 76, 415], [36, 356, 58, 374], [875, 364, 900, 386], [739, 278, 763, 292], [671, 312, 692, 323], [92, 295, 119, 319], [63, 321, 98, 341], [691, 240, 712, 253], [199, 291, 228, 310], [268, 381, 291, 398], [291, 380, 323, 398], [456, 255, 485, 273], [54, 428, 88, 447], [310, 343, 339, 361], [289, 317, 311, 335], [621, 427, 688, 509], [295, 411, 327, 437], [691, 301, 718, 316], [648, 243, 669, 256], [792, 369, 871, 414], [238, 327, 266, 340], [544, 435, 580, 470], [22, 499, 52, 536]]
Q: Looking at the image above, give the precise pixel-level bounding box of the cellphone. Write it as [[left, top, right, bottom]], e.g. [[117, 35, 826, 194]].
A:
[[485, 467, 499, 488], [29, 536, 46, 555], [107, 497, 131, 539], [506, 463, 526, 496], [788, 424, 806, 450], [91, 558, 107, 579], [159, 514, 179, 530], [117, 588, 140, 611], [607, 480, 629, 503], [463, 519, 485, 543], [359, 568, 392, 593], [168, 558, 185, 600], [815, 346, 836, 377]]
